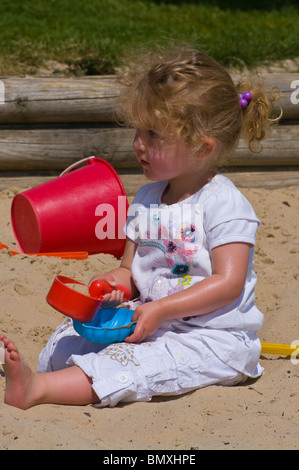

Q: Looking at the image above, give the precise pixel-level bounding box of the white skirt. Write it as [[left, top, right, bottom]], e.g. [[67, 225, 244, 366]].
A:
[[38, 318, 261, 407]]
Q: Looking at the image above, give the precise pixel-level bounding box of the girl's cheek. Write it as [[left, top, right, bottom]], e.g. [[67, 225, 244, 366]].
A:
[[148, 148, 156, 159], [148, 148, 163, 161]]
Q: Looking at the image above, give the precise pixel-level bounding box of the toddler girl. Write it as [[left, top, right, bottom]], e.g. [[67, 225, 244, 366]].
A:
[[1, 45, 279, 409]]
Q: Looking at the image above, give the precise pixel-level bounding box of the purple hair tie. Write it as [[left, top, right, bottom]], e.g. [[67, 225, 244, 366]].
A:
[[239, 91, 252, 108]]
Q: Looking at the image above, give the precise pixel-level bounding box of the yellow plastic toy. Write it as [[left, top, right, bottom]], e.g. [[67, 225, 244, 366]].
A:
[[261, 342, 299, 356]]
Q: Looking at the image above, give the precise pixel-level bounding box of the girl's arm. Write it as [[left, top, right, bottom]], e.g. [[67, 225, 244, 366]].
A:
[[126, 242, 251, 343], [89, 237, 139, 305]]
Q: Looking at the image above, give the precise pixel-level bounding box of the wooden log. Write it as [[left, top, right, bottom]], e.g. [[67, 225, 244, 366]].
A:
[[227, 124, 299, 166], [120, 170, 299, 191], [230, 73, 299, 121], [1, 170, 299, 193], [0, 73, 298, 124], [0, 124, 135, 170], [0, 76, 120, 124], [0, 123, 298, 171]]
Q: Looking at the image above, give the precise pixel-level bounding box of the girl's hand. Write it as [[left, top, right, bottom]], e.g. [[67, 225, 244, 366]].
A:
[[125, 301, 164, 343], [88, 274, 124, 308]]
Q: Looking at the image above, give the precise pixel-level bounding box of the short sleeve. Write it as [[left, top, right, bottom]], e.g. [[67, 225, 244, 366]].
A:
[[206, 219, 260, 249], [203, 183, 261, 249], [204, 185, 260, 229]]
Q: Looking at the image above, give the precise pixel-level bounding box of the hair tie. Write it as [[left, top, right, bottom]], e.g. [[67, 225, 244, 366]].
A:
[[239, 91, 252, 109]]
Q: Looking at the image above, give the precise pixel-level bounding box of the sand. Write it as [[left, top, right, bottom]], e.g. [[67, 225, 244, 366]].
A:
[[0, 181, 298, 450]]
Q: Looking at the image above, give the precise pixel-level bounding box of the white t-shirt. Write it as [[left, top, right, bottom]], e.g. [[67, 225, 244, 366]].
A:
[[125, 174, 264, 376]]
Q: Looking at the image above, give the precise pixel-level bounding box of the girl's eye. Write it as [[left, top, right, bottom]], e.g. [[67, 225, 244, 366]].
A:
[[148, 130, 160, 139]]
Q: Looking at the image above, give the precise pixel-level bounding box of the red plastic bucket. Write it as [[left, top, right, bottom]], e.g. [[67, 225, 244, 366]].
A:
[[11, 157, 128, 257]]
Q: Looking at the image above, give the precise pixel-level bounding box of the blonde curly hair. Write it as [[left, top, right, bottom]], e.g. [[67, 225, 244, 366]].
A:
[[116, 45, 280, 162]]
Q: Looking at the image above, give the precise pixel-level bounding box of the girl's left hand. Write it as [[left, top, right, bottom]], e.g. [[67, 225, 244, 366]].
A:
[[125, 301, 164, 343]]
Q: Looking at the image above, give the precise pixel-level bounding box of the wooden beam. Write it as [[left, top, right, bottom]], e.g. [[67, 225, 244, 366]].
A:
[[231, 73, 299, 121], [1, 170, 298, 193], [227, 124, 299, 166], [0, 125, 135, 170], [0, 124, 298, 171], [0, 75, 120, 123], [0, 73, 297, 124]]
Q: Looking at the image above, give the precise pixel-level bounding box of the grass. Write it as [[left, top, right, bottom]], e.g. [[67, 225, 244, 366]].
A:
[[0, 0, 298, 75]]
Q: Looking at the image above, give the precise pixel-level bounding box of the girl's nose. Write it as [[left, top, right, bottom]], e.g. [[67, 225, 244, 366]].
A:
[[133, 130, 146, 156]]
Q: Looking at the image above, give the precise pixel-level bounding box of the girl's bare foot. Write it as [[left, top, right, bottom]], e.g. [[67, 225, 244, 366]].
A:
[[1, 333, 98, 409], [0, 334, 40, 409]]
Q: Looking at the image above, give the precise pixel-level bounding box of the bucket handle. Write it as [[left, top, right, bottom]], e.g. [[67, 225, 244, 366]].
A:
[[59, 156, 96, 177]]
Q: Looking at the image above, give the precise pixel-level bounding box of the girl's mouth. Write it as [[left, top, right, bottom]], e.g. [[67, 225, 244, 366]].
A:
[[140, 159, 149, 167]]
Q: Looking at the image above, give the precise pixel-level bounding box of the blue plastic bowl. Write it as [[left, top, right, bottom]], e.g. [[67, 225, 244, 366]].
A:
[[73, 307, 136, 344]]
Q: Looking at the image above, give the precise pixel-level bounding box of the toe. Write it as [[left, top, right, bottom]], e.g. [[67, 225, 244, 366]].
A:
[[6, 339, 18, 354]]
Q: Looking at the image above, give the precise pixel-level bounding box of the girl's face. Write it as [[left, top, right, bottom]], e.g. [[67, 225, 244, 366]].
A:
[[133, 128, 198, 182]]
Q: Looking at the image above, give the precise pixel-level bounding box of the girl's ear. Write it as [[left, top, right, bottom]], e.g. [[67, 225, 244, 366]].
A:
[[198, 137, 217, 159]]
